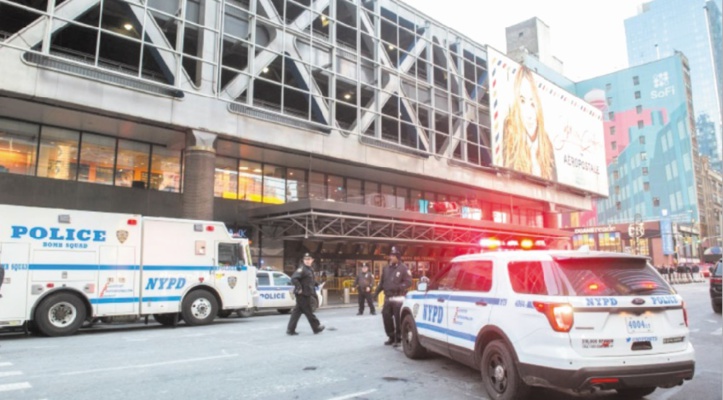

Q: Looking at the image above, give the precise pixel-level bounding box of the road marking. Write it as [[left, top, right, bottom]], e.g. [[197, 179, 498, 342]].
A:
[[0, 382, 32, 392], [59, 354, 239, 376], [0, 362, 12, 367], [0, 371, 22, 378], [326, 389, 377, 400]]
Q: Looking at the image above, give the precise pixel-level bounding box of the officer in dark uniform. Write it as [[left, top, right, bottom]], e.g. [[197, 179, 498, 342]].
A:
[[354, 263, 376, 315], [374, 246, 412, 346], [286, 253, 325, 335]]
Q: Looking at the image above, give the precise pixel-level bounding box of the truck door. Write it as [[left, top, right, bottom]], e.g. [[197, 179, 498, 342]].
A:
[[0, 243, 31, 321], [215, 242, 249, 309], [97, 246, 138, 315]]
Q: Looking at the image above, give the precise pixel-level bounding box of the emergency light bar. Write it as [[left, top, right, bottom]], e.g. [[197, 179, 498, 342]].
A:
[[478, 237, 546, 251]]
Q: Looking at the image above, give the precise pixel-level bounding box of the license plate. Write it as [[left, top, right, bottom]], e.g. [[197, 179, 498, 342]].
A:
[[625, 317, 652, 333]]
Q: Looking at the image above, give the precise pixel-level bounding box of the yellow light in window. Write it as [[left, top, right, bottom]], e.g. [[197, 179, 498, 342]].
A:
[[262, 67, 269, 74], [123, 23, 133, 31], [344, 93, 351, 100], [388, 44, 395, 50], [321, 15, 329, 27]]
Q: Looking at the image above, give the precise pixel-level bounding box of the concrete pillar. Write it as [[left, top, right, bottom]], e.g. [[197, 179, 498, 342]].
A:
[[544, 212, 559, 229], [182, 130, 217, 220]]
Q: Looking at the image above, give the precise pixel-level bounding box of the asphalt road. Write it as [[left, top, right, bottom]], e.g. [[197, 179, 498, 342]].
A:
[[0, 281, 720, 400]]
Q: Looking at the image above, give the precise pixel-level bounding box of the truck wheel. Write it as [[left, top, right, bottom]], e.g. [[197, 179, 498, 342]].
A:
[[481, 340, 530, 400], [34, 292, 87, 337], [310, 296, 319, 311], [615, 387, 656, 399], [277, 309, 291, 314], [153, 313, 180, 326], [181, 290, 218, 326], [401, 314, 428, 359]]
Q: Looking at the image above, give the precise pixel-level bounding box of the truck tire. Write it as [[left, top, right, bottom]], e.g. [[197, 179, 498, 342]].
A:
[[181, 290, 218, 326], [34, 292, 87, 337], [481, 340, 530, 400]]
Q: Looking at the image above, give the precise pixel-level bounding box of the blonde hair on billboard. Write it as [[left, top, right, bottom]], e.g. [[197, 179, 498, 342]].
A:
[[502, 66, 556, 181]]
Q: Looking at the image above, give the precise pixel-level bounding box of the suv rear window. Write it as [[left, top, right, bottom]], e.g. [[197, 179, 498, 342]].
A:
[[554, 257, 674, 296]]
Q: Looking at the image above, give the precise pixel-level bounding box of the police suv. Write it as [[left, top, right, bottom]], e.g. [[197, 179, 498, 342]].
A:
[[400, 248, 695, 400], [243, 268, 323, 316]]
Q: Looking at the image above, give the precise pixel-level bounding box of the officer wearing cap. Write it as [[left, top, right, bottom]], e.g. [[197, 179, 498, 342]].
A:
[[374, 246, 412, 346], [354, 263, 376, 316], [286, 253, 325, 335]]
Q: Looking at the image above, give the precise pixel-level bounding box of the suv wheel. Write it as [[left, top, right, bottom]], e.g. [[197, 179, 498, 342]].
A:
[[481, 340, 530, 400], [713, 300, 722, 314], [401, 314, 428, 359]]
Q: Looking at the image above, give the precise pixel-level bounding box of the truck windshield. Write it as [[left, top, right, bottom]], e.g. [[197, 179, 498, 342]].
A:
[[218, 243, 240, 266]]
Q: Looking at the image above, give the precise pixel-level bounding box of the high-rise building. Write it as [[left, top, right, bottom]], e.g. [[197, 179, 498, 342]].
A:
[[625, 0, 723, 173]]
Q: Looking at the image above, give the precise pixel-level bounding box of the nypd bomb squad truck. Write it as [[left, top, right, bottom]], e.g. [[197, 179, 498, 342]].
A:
[[0, 204, 257, 337]]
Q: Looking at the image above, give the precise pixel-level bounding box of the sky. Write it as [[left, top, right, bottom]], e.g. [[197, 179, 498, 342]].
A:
[[401, 0, 647, 81]]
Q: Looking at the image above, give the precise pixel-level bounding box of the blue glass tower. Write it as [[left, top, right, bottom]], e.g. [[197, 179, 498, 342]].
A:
[[625, 0, 723, 173]]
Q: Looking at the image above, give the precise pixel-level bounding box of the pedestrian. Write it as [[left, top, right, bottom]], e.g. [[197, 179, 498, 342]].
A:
[[374, 246, 412, 347], [355, 263, 376, 316], [286, 253, 325, 336]]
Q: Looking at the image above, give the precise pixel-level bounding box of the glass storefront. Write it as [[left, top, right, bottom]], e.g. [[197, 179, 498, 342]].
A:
[[0, 118, 183, 192]]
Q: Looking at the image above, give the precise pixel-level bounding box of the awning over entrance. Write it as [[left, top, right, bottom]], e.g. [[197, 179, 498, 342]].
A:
[[248, 199, 572, 248]]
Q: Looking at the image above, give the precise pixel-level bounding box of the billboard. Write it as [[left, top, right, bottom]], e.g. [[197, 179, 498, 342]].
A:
[[487, 48, 608, 196]]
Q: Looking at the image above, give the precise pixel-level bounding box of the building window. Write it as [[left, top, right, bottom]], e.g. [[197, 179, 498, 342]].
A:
[[637, 120, 644, 129], [286, 168, 307, 201], [642, 166, 648, 176], [636, 105, 642, 114], [37, 126, 79, 180], [346, 178, 362, 204], [608, 111, 615, 120], [0, 118, 38, 176], [150, 146, 182, 192], [78, 133, 115, 186], [610, 126, 616, 135], [263, 164, 286, 204], [116, 139, 150, 189], [653, 197, 660, 207], [643, 182, 650, 191], [613, 170, 619, 180], [640, 151, 647, 161], [611, 141, 617, 151], [634, 91, 641, 99], [214, 157, 238, 199], [633, 76, 639, 85], [327, 174, 345, 202], [598, 231, 621, 252], [239, 160, 263, 202], [615, 185, 620, 195], [605, 83, 612, 91], [606, 97, 612, 106], [616, 201, 621, 211], [639, 136, 645, 144]]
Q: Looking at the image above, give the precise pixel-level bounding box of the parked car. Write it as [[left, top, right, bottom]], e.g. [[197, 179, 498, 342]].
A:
[[711, 260, 722, 314], [239, 268, 324, 317], [401, 250, 695, 400]]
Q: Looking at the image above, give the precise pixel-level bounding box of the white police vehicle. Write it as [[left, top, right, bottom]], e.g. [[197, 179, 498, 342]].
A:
[[400, 245, 695, 400], [241, 268, 324, 316]]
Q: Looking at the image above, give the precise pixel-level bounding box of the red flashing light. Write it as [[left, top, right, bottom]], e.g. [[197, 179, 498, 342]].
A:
[[127, 219, 138, 226], [588, 283, 600, 291], [199, 277, 205, 283], [46, 283, 55, 289], [479, 238, 501, 249], [533, 301, 574, 332], [206, 225, 215, 232]]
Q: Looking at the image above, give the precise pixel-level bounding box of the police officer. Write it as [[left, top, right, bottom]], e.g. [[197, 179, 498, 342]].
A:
[[286, 253, 325, 335], [355, 263, 376, 315], [374, 246, 412, 346]]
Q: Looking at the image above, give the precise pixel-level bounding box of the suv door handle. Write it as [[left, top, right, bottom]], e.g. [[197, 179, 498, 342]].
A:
[[475, 301, 488, 306], [437, 298, 446, 303]]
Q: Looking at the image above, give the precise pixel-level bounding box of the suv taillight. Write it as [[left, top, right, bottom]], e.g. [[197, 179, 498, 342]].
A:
[[682, 301, 689, 327], [711, 277, 722, 285], [533, 302, 574, 332]]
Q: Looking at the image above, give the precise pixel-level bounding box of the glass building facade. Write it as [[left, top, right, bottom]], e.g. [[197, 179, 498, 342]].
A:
[[625, 0, 723, 173]]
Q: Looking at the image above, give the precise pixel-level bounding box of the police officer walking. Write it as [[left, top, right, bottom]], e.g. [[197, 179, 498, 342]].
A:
[[374, 246, 412, 346], [355, 263, 376, 315], [286, 253, 325, 336]]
